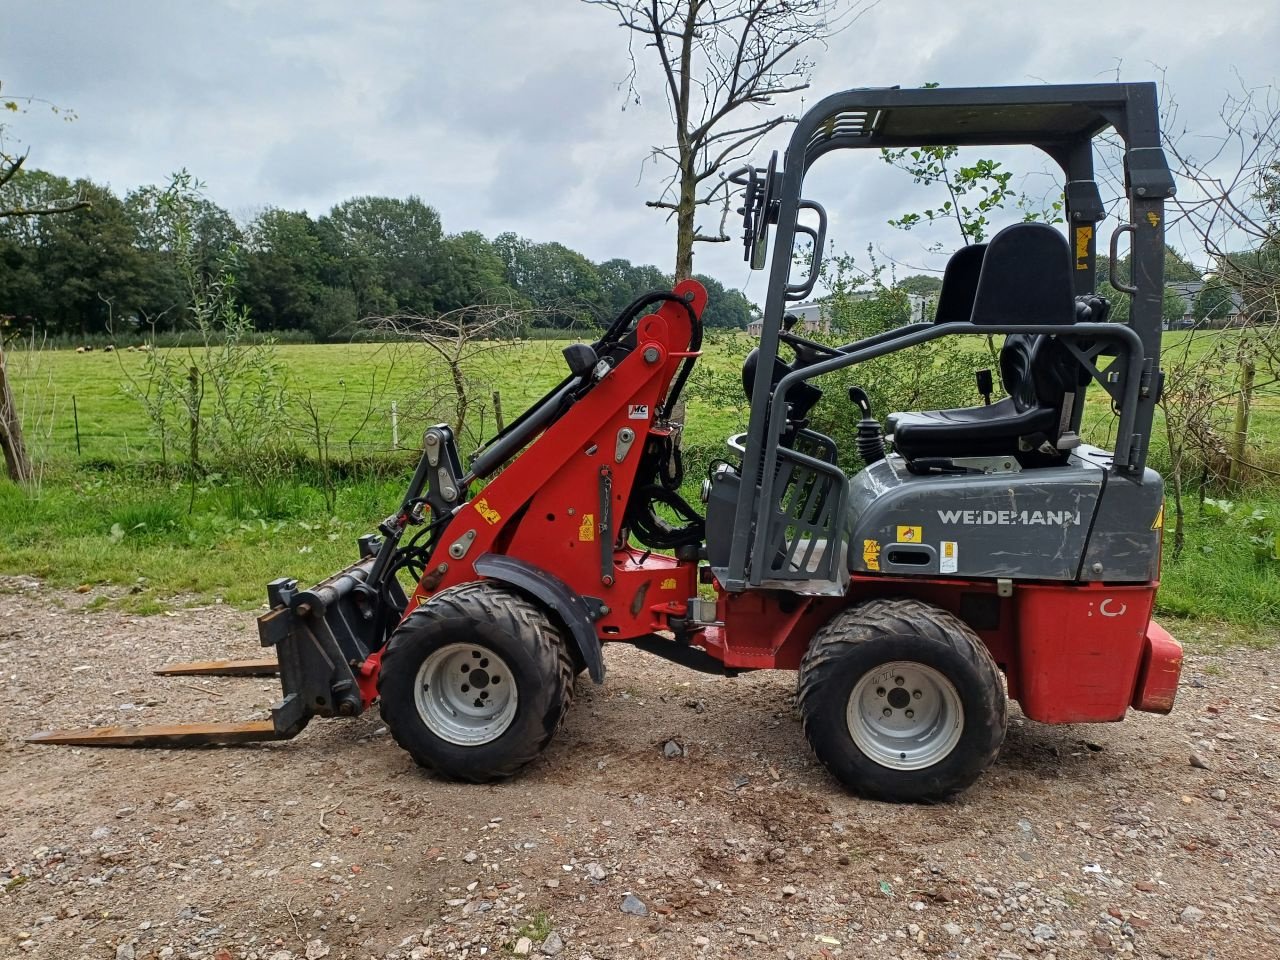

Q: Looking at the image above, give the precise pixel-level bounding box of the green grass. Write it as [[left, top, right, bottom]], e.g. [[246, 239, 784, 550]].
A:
[[511, 912, 553, 946], [2, 331, 1279, 635], [6, 339, 586, 464], [0, 467, 407, 609], [1157, 496, 1280, 626]]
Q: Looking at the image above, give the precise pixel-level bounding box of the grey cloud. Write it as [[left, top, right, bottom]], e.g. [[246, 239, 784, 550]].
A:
[[4, 0, 1278, 287]]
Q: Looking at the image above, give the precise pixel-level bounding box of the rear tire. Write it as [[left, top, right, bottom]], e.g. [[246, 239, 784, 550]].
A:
[[797, 598, 1005, 802], [378, 581, 573, 782]]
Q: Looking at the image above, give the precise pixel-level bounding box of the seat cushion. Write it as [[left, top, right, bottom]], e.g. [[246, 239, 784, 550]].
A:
[[890, 397, 1059, 460]]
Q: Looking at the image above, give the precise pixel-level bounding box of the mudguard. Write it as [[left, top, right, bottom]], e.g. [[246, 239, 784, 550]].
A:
[[472, 553, 606, 683]]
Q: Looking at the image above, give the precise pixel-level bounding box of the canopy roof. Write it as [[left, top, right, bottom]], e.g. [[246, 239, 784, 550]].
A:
[[798, 84, 1147, 167]]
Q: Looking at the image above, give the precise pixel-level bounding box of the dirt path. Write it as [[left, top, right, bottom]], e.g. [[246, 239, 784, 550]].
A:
[[1, 580, 1278, 960]]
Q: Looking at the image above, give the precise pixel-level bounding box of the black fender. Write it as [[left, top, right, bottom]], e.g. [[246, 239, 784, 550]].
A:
[[472, 554, 605, 683]]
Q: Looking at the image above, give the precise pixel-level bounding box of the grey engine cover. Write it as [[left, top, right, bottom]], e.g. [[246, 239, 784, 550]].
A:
[[847, 446, 1161, 582]]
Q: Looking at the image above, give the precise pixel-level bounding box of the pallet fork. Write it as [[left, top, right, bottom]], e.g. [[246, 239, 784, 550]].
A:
[[27, 536, 407, 748]]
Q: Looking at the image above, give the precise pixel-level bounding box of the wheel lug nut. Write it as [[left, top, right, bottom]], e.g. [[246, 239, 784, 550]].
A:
[[894, 676, 905, 686], [905, 709, 915, 719], [882, 707, 892, 718], [913, 690, 922, 699], [876, 687, 886, 697]]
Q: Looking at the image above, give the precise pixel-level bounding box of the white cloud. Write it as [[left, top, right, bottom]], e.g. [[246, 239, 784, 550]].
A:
[[5, 0, 1278, 290]]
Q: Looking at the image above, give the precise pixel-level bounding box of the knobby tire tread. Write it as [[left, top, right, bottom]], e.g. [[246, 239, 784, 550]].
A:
[[797, 598, 1005, 802], [378, 581, 574, 782]]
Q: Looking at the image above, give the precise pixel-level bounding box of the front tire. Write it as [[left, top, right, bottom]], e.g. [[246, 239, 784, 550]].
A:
[[378, 581, 573, 781], [797, 598, 1006, 802]]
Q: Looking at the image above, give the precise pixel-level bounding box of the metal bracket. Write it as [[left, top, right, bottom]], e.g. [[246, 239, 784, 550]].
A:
[[615, 427, 636, 463], [448, 529, 477, 560], [996, 578, 1014, 598]]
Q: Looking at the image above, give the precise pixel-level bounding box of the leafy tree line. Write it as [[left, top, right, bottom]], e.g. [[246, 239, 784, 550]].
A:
[[0, 168, 757, 342]]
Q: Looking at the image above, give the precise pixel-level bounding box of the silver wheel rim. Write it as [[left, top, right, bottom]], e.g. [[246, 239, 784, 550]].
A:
[[846, 661, 964, 770], [414, 643, 518, 746]]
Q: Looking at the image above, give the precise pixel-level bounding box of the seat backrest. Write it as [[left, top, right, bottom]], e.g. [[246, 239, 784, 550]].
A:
[[934, 243, 987, 323], [969, 223, 1079, 425], [971, 222, 1075, 326], [999, 334, 1081, 415]]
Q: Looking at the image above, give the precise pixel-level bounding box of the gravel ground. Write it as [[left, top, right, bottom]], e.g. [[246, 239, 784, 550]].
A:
[[2, 576, 1278, 960]]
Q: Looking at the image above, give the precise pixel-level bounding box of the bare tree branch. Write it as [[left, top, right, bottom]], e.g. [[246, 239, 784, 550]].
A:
[[585, 0, 878, 279]]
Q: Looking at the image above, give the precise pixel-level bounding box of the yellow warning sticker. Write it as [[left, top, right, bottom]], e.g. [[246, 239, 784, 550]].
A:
[[1146, 211, 1160, 228], [1074, 225, 1093, 270], [578, 514, 595, 542], [660, 577, 677, 590], [896, 525, 923, 543], [862, 538, 881, 571], [1152, 504, 1164, 530], [474, 498, 501, 525]]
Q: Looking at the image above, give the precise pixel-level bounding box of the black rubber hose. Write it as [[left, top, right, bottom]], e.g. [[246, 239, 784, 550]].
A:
[[469, 290, 697, 469]]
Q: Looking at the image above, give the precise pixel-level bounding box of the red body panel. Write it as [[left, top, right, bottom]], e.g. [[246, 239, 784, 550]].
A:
[[1014, 582, 1159, 722], [1131, 619, 1183, 714]]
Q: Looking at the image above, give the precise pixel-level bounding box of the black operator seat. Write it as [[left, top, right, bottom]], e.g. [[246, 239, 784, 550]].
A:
[[889, 222, 1086, 465]]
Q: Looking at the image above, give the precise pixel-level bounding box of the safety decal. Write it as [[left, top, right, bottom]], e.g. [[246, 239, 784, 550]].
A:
[[1146, 211, 1160, 228], [896, 525, 923, 543], [660, 577, 677, 590], [1152, 504, 1164, 530], [473, 498, 502, 525], [940, 541, 958, 574], [628, 404, 649, 420], [579, 514, 596, 542], [862, 538, 881, 571], [1074, 225, 1093, 270]]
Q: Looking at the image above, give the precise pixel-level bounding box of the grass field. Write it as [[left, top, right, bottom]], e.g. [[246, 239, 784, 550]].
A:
[[2, 330, 1278, 629]]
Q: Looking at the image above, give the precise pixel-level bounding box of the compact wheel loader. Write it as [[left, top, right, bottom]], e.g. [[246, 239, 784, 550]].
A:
[[31, 82, 1183, 802]]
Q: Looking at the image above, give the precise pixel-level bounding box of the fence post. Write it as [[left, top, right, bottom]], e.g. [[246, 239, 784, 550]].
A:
[[72, 395, 82, 457], [492, 390, 504, 432], [391, 401, 400, 450], [1228, 358, 1255, 489], [187, 366, 201, 473]]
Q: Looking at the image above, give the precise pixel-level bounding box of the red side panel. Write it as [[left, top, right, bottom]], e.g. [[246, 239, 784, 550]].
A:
[[1015, 582, 1157, 723], [1131, 619, 1182, 714]]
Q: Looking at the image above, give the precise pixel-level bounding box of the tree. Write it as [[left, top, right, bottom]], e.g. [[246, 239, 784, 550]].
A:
[[430, 231, 510, 313], [1194, 276, 1237, 323], [126, 178, 242, 330], [0, 84, 87, 485], [1162, 286, 1187, 325], [1155, 78, 1280, 543], [897, 273, 943, 296], [492, 233, 603, 327], [241, 208, 330, 333], [1095, 281, 1190, 327], [6, 177, 150, 336], [694, 273, 755, 328], [597, 257, 671, 318], [320, 196, 444, 318], [585, 0, 872, 280], [884, 148, 1020, 245]]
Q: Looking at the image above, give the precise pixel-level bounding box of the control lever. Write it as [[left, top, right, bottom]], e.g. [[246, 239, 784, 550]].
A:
[[976, 369, 993, 405]]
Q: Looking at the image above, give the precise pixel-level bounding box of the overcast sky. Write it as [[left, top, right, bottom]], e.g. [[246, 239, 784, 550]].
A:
[[4, 0, 1278, 299]]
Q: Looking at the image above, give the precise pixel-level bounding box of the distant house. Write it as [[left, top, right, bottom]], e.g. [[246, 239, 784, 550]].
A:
[[747, 293, 931, 337], [1165, 279, 1244, 329]]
